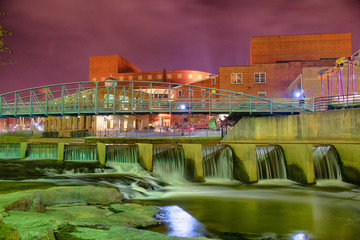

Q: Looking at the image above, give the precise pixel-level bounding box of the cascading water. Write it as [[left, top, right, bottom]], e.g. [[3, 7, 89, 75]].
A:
[[27, 144, 58, 159], [202, 145, 233, 180], [313, 145, 342, 180], [64, 144, 97, 161], [152, 145, 185, 177], [256, 145, 287, 179], [106, 144, 139, 164], [0, 143, 20, 158]]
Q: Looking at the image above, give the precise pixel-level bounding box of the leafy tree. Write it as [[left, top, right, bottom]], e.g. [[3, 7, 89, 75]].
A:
[[0, 10, 13, 65]]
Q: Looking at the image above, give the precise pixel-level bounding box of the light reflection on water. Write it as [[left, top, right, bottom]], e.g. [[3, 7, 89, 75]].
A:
[[154, 205, 207, 238]]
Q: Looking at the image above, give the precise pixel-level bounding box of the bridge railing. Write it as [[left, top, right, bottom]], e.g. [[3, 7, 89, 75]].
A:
[[314, 94, 360, 111], [0, 80, 312, 116]]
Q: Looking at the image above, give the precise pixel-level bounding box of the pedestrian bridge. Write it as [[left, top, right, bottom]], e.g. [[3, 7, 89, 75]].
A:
[[0, 80, 312, 117]]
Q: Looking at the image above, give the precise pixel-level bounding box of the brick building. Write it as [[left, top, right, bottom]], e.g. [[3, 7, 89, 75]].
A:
[[219, 33, 353, 98]]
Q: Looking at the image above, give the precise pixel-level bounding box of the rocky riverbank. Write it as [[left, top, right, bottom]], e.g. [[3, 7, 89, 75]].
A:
[[0, 186, 213, 240]]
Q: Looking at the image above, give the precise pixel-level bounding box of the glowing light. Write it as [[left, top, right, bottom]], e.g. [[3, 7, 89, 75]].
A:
[[291, 231, 310, 240], [179, 104, 186, 110], [293, 90, 303, 98]]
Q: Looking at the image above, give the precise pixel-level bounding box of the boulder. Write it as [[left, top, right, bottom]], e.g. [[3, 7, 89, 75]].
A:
[[0, 221, 21, 240], [33, 186, 123, 205]]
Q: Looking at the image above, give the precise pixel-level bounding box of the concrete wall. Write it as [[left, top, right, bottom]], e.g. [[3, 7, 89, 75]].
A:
[[222, 109, 360, 143]]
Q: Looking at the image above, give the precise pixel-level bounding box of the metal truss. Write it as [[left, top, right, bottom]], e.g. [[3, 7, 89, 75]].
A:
[[0, 80, 313, 117]]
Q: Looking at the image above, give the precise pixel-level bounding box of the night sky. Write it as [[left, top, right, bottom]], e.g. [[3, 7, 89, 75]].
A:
[[1, 0, 360, 94]]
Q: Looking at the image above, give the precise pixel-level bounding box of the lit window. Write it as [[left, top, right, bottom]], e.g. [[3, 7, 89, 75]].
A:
[[101, 77, 105, 80], [231, 73, 242, 84], [211, 78, 216, 86], [188, 74, 193, 79], [147, 75, 152, 80], [92, 77, 96, 81], [129, 76, 133, 80], [177, 74, 182, 78], [258, 92, 266, 97], [157, 74, 162, 79], [119, 76, 124, 81], [167, 74, 172, 79], [138, 75, 142, 80], [254, 72, 266, 83], [198, 74, 202, 79]]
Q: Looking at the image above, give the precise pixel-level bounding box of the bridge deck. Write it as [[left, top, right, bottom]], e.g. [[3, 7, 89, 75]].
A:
[[0, 80, 313, 117]]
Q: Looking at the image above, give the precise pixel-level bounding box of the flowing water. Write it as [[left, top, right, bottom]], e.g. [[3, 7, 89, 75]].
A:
[[106, 144, 139, 164], [27, 143, 58, 159], [202, 145, 233, 180], [0, 143, 359, 240], [152, 145, 185, 181], [64, 144, 97, 161], [0, 143, 20, 158], [256, 145, 287, 179], [313, 145, 342, 180]]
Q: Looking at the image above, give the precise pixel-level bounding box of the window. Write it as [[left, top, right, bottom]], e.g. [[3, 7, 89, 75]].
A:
[[129, 76, 133, 81], [231, 73, 242, 84], [92, 77, 96, 81], [201, 89, 206, 96], [198, 74, 202, 80], [211, 78, 216, 86], [177, 74, 182, 78], [157, 74, 162, 79], [254, 72, 266, 83], [178, 90, 182, 97], [167, 74, 172, 79], [119, 76, 124, 81], [138, 75, 142, 80], [257, 92, 266, 97], [147, 75, 152, 80], [101, 77, 105, 80], [188, 74, 193, 79]]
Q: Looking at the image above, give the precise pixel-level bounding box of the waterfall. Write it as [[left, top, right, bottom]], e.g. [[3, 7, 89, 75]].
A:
[[0, 143, 20, 158], [202, 145, 233, 179], [106, 144, 139, 164], [27, 144, 58, 159], [256, 145, 287, 179], [313, 145, 342, 180], [64, 144, 97, 161], [153, 145, 185, 176]]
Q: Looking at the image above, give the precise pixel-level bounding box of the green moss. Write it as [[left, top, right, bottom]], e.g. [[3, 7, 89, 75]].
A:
[[0, 221, 21, 240]]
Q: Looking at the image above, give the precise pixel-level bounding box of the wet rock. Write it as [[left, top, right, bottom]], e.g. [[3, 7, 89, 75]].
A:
[[33, 186, 123, 205], [0, 221, 21, 240], [5, 196, 46, 213], [136, 181, 154, 190]]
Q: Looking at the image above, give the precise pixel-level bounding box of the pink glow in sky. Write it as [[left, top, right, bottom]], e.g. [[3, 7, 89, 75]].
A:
[[0, 0, 359, 94]]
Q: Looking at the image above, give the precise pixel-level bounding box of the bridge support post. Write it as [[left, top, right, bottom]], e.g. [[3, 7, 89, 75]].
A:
[[20, 142, 28, 159], [280, 144, 315, 185], [58, 143, 64, 162], [229, 144, 257, 183], [96, 143, 106, 166], [72, 117, 77, 130], [333, 144, 360, 185], [79, 116, 85, 130], [58, 118, 62, 131], [85, 116, 92, 129], [136, 143, 153, 171], [182, 144, 204, 182]]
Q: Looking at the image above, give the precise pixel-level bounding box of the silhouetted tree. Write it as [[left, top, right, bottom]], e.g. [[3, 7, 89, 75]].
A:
[[0, 10, 14, 65]]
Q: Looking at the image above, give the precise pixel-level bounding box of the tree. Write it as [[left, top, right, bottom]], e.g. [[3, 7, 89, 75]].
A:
[[0, 10, 14, 65]]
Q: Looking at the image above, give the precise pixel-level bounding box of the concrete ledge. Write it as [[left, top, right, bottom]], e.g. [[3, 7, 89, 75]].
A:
[[136, 143, 153, 171], [96, 143, 106, 165], [58, 143, 65, 162], [20, 142, 28, 159], [182, 144, 204, 182], [333, 144, 360, 185], [229, 144, 257, 183], [280, 144, 315, 185]]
